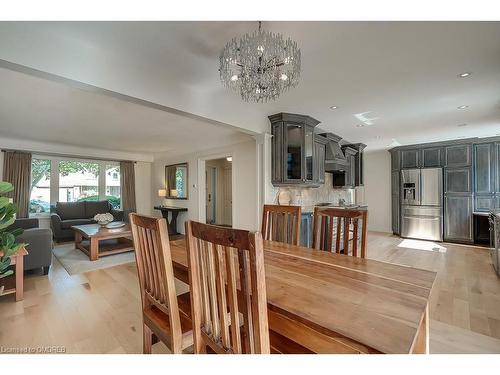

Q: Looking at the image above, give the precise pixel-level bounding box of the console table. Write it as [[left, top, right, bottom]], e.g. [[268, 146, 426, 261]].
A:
[[154, 206, 188, 235]]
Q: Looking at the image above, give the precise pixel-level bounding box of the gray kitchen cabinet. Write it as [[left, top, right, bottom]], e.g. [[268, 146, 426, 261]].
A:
[[391, 170, 400, 234], [271, 123, 283, 183], [496, 143, 500, 193], [270, 113, 323, 187], [392, 195, 400, 234], [314, 135, 328, 185], [474, 194, 496, 212], [445, 167, 472, 193], [345, 143, 366, 186], [422, 147, 443, 167], [391, 150, 401, 171], [444, 194, 473, 243], [473, 143, 495, 194], [401, 149, 420, 169], [342, 146, 357, 188], [445, 144, 472, 167]]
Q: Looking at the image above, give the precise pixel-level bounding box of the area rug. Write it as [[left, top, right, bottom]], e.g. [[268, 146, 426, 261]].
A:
[[52, 242, 136, 275]]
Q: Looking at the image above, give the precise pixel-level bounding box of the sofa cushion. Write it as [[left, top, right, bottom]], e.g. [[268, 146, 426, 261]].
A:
[[85, 200, 111, 219], [61, 218, 94, 229], [56, 201, 86, 220]]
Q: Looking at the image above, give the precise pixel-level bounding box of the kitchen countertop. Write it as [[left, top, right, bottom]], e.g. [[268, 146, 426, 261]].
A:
[[301, 204, 368, 214]]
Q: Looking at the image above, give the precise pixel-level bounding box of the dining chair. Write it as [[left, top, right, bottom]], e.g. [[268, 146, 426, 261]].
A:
[[185, 220, 270, 354], [312, 207, 368, 258], [261, 204, 301, 245], [129, 213, 193, 354]]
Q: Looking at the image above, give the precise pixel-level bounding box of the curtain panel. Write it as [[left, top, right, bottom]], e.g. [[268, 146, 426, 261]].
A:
[[2, 151, 32, 218], [120, 161, 136, 215]]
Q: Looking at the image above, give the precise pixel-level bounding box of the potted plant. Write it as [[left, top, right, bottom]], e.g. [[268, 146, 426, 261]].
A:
[[0, 181, 26, 295]]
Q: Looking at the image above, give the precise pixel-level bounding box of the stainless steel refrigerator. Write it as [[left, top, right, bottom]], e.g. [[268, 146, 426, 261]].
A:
[[400, 168, 443, 241]]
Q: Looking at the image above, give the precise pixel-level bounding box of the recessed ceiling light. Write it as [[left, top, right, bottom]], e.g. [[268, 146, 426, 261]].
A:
[[329, 106, 338, 110], [457, 123, 467, 127], [226, 156, 232, 162], [457, 105, 469, 110], [458, 72, 472, 78]]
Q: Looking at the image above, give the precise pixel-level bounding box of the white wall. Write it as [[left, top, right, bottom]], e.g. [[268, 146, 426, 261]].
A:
[[152, 139, 258, 234], [364, 149, 392, 233]]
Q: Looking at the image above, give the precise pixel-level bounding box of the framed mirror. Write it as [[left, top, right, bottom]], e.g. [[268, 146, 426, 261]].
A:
[[164, 162, 188, 199]]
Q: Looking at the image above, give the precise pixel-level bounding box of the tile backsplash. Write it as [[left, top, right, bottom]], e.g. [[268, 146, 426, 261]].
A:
[[268, 173, 354, 208]]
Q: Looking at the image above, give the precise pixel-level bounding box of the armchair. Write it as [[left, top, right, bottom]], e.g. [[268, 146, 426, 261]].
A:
[[11, 218, 53, 274]]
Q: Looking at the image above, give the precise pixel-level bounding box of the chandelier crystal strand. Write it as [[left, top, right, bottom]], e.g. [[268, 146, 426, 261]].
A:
[[219, 22, 301, 103]]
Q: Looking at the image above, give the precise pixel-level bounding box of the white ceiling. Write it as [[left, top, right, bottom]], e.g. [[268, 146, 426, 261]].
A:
[[0, 66, 252, 156], [0, 21, 499, 151]]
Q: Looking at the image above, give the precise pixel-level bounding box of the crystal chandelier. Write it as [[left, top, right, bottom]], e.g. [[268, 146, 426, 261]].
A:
[[219, 22, 301, 103]]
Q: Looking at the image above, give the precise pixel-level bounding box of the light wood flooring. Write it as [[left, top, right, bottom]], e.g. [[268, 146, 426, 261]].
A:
[[1, 232, 500, 354]]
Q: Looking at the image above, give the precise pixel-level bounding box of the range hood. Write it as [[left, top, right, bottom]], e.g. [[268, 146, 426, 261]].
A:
[[319, 133, 349, 172]]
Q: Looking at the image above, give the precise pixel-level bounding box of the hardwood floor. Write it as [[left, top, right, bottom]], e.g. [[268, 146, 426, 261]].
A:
[[0, 231, 499, 354]]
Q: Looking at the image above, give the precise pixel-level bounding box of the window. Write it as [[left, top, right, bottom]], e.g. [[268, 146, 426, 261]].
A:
[[58, 161, 99, 203], [29, 159, 51, 214], [29, 157, 122, 216], [106, 164, 121, 209]]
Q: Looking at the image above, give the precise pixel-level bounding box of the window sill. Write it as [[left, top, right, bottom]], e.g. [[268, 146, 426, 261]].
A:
[[29, 213, 50, 219]]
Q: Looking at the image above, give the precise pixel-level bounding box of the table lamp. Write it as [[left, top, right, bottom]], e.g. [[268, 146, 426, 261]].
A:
[[158, 189, 167, 198], [170, 189, 178, 198]]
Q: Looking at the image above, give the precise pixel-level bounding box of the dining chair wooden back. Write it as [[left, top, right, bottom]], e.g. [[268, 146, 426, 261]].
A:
[[185, 220, 270, 354], [261, 204, 301, 245], [130, 213, 193, 354], [312, 207, 368, 258]]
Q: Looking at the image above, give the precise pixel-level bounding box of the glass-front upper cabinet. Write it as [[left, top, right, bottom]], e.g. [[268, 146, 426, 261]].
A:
[[286, 123, 303, 181], [270, 113, 321, 186], [304, 126, 314, 181]]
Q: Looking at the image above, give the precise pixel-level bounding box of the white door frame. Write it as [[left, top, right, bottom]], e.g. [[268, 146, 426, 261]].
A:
[[197, 153, 233, 225]]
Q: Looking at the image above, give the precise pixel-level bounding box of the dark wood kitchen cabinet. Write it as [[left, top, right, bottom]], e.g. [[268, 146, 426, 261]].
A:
[[445, 144, 472, 167], [342, 146, 358, 188], [270, 113, 325, 187], [401, 149, 420, 169], [345, 143, 367, 186], [422, 147, 443, 167], [445, 167, 472, 193], [474, 143, 495, 194], [444, 194, 473, 243], [389, 137, 500, 245], [314, 135, 328, 185]]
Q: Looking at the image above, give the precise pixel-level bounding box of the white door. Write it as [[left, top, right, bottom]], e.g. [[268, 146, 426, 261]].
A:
[[223, 168, 232, 226]]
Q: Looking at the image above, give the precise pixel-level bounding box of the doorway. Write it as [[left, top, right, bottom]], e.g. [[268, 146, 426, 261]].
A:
[[205, 157, 232, 226]]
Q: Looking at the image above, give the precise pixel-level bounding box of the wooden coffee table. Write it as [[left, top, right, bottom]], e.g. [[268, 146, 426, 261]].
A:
[[72, 223, 134, 261]]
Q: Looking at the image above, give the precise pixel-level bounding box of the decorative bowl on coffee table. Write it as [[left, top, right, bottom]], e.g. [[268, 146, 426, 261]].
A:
[[94, 213, 114, 227]]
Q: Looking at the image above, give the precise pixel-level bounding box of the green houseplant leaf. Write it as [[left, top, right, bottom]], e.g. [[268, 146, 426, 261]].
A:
[[0, 180, 26, 295]]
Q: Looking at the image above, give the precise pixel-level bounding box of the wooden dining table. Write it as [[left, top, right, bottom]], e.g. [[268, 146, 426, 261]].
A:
[[168, 238, 436, 354]]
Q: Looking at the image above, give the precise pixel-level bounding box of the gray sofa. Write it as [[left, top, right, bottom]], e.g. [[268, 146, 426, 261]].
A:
[[11, 218, 53, 274], [50, 200, 124, 241]]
